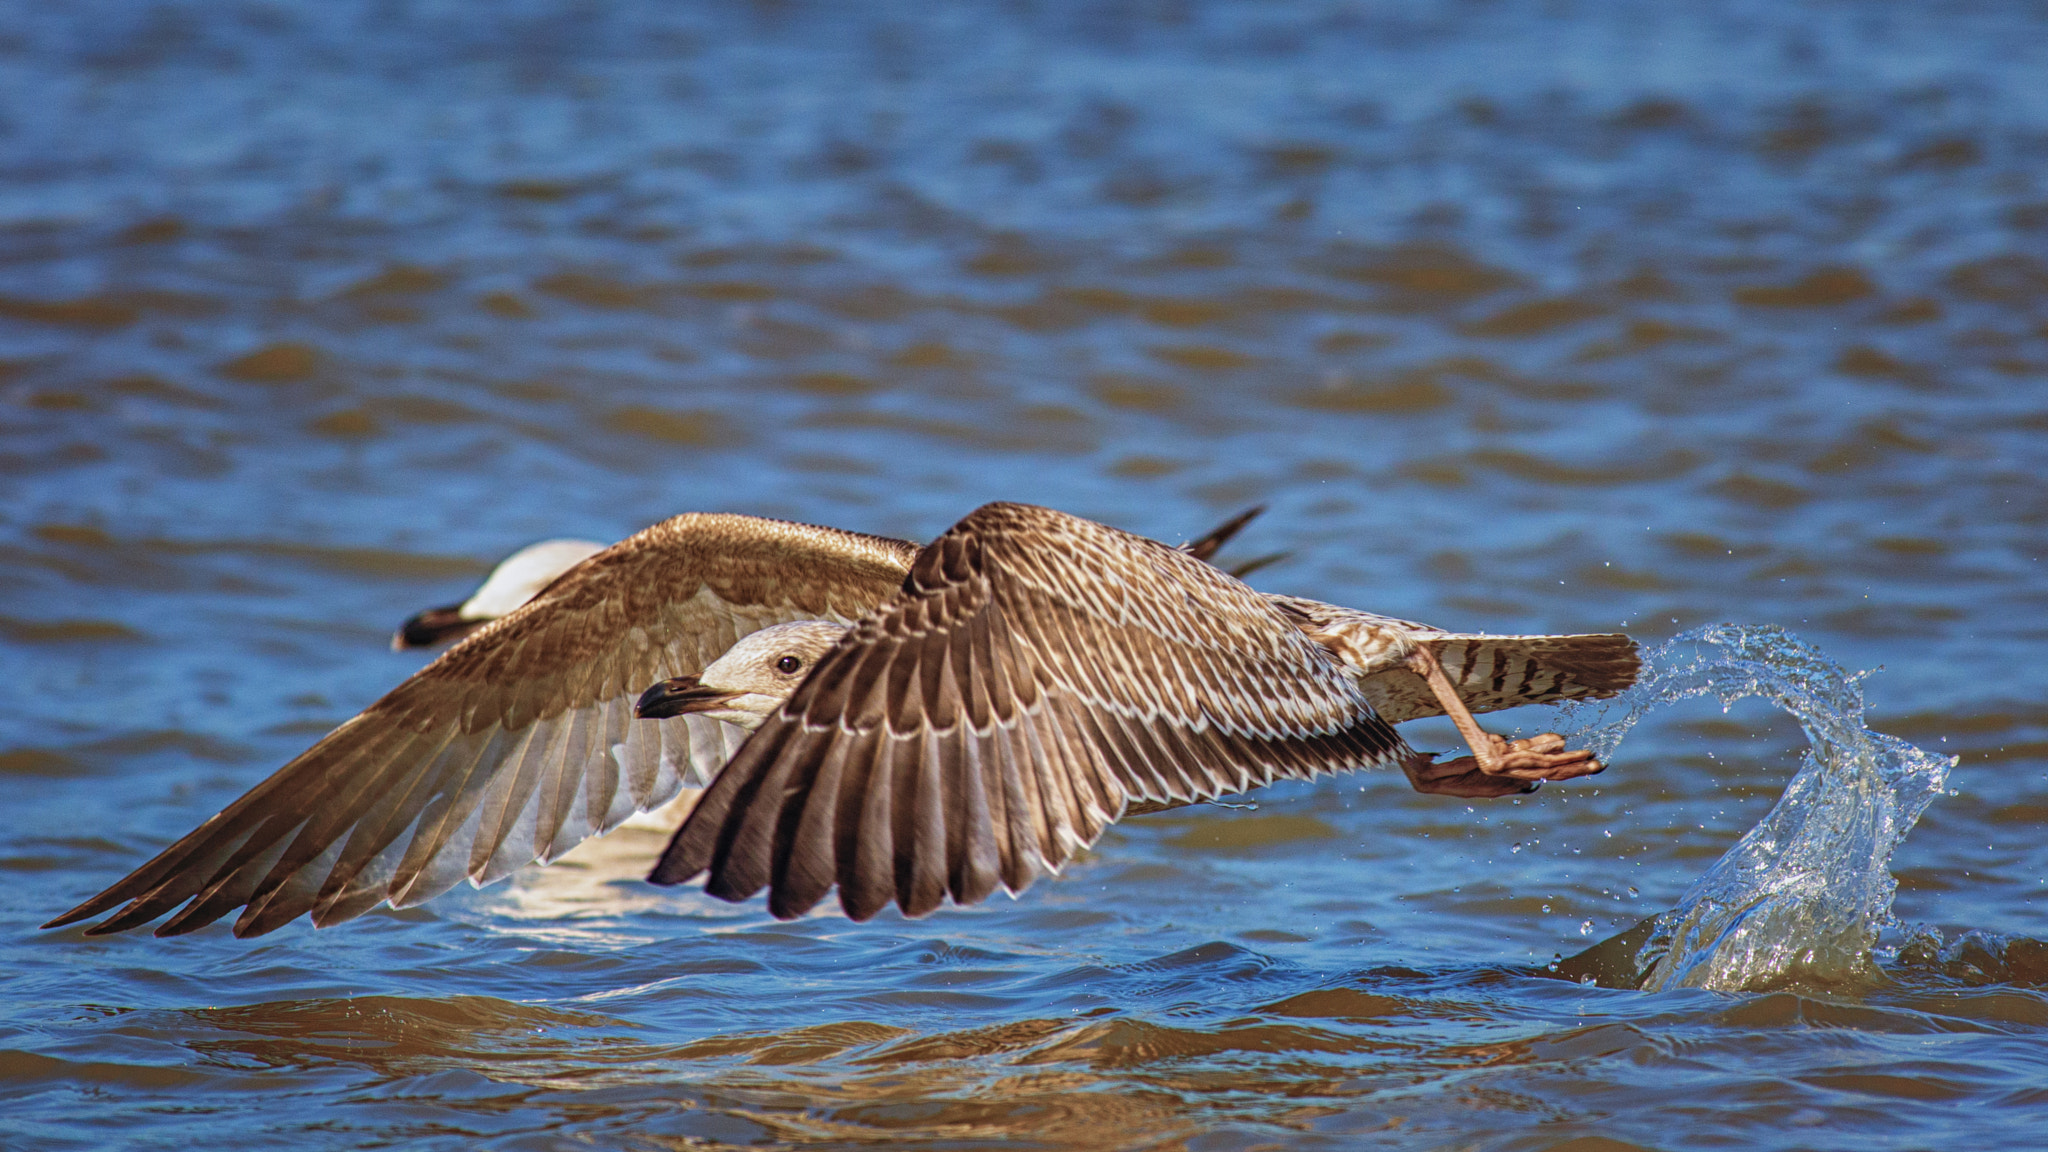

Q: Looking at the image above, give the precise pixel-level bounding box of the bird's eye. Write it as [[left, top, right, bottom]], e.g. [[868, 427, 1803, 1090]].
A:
[[775, 655, 802, 674]]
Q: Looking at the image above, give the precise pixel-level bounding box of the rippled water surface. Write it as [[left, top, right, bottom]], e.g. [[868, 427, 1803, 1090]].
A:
[[6, 2, 2048, 1148]]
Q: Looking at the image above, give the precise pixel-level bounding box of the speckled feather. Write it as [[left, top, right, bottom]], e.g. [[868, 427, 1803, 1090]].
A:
[[651, 503, 1419, 923], [47, 514, 920, 938], [51, 504, 1634, 937], [1269, 595, 1640, 724]]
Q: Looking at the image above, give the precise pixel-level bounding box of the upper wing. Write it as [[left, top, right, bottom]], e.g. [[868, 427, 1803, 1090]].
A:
[[48, 514, 920, 938], [650, 502, 1413, 923], [1362, 631, 1640, 724]]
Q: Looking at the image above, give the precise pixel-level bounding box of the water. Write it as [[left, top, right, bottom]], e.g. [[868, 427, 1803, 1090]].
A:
[[1552, 624, 1954, 992], [7, 1, 2048, 1148]]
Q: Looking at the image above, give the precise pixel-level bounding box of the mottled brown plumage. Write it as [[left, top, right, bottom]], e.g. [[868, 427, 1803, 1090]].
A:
[[1268, 597, 1639, 724], [49, 503, 1633, 937], [48, 506, 1279, 938], [649, 504, 1633, 923], [47, 514, 920, 938]]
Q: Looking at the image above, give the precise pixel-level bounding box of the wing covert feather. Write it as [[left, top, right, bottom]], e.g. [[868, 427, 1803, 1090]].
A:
[[652, 502, 1414, 922], [49, 514, 919, 937]]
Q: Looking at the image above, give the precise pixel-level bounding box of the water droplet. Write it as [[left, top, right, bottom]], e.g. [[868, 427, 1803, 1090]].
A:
[[1544, 623, 1952, 992], [1541, 903, 1551, 913], [1510, 842, 1524, 853], [1602, 829, 1613, 838], [1579, 919, 1594, 935], [1627, 886, 1639, 898]]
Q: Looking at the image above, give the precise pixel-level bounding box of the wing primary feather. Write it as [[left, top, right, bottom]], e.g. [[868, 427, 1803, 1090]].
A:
[[768, 726, 854, 920], [703, 725, 810, 902], [315, 726, 485, 910], [116, 711, 410, 932], [708, 717, 827, 897], [829, 721, 885, 916], [50, 718, 394, 931], [1049, 696, 1125, 828], [231, 734, 448, 934], [947, 718, 1001, 906], [533, 705, 601, 863], [79, 822, 268, 936], [464, 720, 555, 878], [157, 823, 303, 937], [390, 786, 494, 908], [380, 724, 521, 904], [843, 726, 898, 922], [590, 700, 638, 832], [988, 717, 1041, 895], [978, 608, 1054, 884], [241, 724, 455, 919], [233, 835, 352, 938], [649, 719, 794, 887], [1011, 704, 1074, 867], [900, 728, 948, 917]]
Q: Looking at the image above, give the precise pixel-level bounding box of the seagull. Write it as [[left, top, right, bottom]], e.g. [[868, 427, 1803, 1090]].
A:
[[45, 505, 1279, 938], [392, 538, 607, 650], [635, 504, 1633, 922], [391, 517, 1288, 653]]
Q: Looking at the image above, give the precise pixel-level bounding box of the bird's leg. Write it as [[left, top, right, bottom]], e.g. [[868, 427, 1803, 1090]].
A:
[[1399, 644, 1604, 798], [1405, 643, 1503, 772]]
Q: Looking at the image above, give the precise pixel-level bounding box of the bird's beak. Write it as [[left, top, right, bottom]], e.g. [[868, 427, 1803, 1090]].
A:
[[636, 675, 743, 719], [392, 605, 479, 651]]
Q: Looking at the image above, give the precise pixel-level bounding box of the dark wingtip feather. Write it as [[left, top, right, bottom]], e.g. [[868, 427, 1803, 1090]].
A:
[[41, 906, 95, 931], [766, 886, 824, 920], [1180, 504, 1266, 562], [42, 869, 169, 932], [1224, 550, 1292, 579], [646, 836, 708, 887]]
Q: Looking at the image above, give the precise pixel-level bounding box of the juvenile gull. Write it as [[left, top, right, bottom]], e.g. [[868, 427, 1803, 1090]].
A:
[[393, 538, 607, 650], [642, 503, 1633, 922], [390, 513, 1283, 652], [46, 506, 1273, 937]]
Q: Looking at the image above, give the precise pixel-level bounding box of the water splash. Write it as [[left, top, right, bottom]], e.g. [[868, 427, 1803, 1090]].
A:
[[1551, 624, 1955, 993]]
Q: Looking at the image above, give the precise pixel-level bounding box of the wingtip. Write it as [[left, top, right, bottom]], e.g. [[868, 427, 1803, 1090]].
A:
[[645, 849, 702, 887], [1225, 550, 1293, 579], [43, 887, 127, 931], [1181, 504, 1269, 562]]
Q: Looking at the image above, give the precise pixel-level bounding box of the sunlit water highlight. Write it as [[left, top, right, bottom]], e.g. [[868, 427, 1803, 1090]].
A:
[[1552, 625, 1955, 992]]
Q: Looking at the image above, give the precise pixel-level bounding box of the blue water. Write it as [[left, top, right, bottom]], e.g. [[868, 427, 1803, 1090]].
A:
[[5, 1, 2048, 1147]]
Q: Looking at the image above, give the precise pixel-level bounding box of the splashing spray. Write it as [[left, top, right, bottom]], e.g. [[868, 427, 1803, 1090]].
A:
[[1552, 624, 1954, 992]]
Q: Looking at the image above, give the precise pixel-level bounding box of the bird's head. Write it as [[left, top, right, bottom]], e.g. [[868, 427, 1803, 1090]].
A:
[[634, 619, 850, 730]]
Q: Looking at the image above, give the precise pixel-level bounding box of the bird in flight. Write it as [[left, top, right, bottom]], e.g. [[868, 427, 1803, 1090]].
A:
[[390, 538, 606, 650], [47, 504, 1632, 937], [388, 511, 1286, 652]]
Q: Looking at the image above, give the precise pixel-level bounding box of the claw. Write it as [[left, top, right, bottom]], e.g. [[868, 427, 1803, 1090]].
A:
[[1402, 733, 1604, 798]]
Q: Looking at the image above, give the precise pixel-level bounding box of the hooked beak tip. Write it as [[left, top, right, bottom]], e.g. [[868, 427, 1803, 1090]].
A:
[[636, 675, 739, 719]]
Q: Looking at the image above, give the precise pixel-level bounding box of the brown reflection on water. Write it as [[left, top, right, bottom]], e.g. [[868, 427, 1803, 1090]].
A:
[[186, 995, 634, 1076]]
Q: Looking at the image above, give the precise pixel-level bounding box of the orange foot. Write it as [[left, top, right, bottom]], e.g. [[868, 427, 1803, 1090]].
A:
[[1402, 733, 1604, 799]]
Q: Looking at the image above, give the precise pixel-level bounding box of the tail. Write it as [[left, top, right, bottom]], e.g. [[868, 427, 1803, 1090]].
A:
[[1361, 633, 1640, 724]]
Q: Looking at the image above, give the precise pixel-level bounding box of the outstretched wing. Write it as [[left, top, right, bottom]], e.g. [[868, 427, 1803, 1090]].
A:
[[1364, 631, 1640, 724], [651, 502, 1413, 923], [48, 514, 920, 938]]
